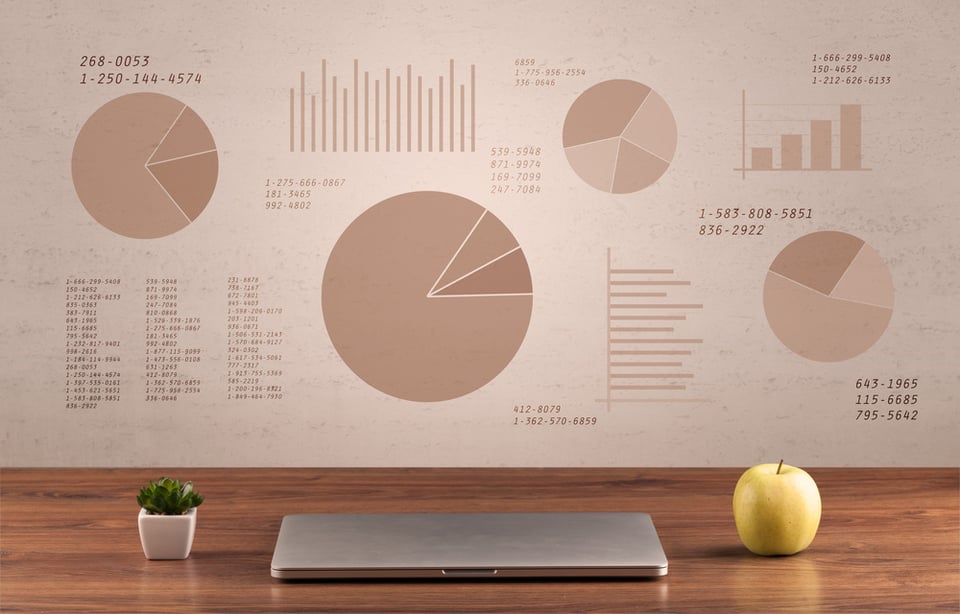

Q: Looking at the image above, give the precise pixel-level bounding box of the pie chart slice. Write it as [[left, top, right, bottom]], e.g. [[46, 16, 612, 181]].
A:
[[432, 248, 532, 297], [830, 244, 895, 308], [561, 80, 653, 147], [562, 138, 620, 194], [611, 140, 672, 194], [769, 230, 864, 295], [147, 106, 217, 165], [621, 89, 678, 162], [562, 79, 677, 194], [763, 231, 894, 362], [147, 152, 219, 221], [431, 210, 522, 293], [322, 191, 533, 402], [72, 93, 218, 239]]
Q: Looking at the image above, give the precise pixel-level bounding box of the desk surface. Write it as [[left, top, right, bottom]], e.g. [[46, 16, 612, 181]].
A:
[[1, 467, 957, 612]]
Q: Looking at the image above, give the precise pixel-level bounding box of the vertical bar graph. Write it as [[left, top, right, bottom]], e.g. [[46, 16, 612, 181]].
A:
[[736, 90, 871, 177], [288, 59, 477, 153], [598, 249, 707, 410]]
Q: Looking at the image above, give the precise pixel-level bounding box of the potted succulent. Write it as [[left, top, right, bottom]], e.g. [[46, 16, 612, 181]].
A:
[[136, 477, 205, 560]]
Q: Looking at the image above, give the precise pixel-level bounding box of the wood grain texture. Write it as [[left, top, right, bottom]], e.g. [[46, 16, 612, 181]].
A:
[[1, 468, 957, 612]]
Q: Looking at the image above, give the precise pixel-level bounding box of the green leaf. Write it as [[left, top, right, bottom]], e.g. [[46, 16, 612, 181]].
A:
[[136, 476, 205, 514]]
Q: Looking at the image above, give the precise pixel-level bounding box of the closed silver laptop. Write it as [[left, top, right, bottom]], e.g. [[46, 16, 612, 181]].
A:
[[271, 512, 668, 579]]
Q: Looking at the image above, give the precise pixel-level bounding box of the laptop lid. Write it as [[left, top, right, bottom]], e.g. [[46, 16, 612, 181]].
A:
[[271, 511, 668, 579]]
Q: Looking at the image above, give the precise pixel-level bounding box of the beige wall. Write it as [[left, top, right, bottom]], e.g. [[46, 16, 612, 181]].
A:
[[2, 0, 957, 466]]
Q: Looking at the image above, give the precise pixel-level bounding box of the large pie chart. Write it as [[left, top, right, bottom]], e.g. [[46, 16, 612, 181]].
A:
[[72, 93, 218, 238], [322, 191, 533, 402], [763, 231, 894, 362], [562, 79, 677, 193]]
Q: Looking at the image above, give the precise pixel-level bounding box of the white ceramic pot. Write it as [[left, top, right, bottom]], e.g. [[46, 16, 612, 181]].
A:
[[138, 507, 197, 560]]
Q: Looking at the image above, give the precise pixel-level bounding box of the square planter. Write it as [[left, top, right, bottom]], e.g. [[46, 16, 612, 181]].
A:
[[138, 507, 197, 560]]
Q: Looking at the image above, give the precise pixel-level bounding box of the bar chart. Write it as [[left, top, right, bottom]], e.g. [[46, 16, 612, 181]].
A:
[[288, 59, 476, 153], [598, 249, 706, 410], [735, 90, 871, 178]]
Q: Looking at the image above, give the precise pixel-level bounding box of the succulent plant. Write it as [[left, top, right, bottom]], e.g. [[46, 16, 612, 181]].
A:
[[137, 477, 205, 515]]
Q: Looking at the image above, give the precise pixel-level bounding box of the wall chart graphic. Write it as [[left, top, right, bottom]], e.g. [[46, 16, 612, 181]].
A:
[[763, 231, 894, 362], [71, 93, 218, 238], [322, 191, 532, 402], [562, 79, 677, 193]]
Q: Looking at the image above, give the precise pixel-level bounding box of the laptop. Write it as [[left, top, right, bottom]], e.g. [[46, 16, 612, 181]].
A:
[[271, 511, 668, 579]]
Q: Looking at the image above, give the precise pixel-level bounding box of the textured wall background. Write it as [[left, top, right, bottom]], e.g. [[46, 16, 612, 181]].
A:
[[1, 0, 957, 466]]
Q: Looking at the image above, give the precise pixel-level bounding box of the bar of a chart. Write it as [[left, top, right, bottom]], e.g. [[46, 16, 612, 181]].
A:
[[288, 59, 476, 153], [598, 249, 706, 410], [735, 90, 871, 178]]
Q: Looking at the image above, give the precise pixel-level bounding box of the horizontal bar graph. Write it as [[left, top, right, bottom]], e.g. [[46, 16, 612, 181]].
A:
[[599, 249, 706, 410], [736, 90, 871, 178], [289, 59, 476, 153]]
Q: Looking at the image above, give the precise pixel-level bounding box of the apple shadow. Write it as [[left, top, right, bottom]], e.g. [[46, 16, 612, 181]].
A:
[[698, 544, 761, 559]]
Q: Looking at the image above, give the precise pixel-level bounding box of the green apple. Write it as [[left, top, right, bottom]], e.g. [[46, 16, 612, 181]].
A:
[[733, 460, 821, 556]]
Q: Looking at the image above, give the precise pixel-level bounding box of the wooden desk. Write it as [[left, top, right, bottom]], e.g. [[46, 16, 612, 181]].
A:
[[1, 468, 957, 612]]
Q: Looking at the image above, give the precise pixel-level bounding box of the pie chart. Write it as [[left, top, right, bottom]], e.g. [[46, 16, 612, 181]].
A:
[[322, 191, 533, 402], [763, 231, 894, 362], [562, 79, 677, 193], [72, 93, 218, 238]]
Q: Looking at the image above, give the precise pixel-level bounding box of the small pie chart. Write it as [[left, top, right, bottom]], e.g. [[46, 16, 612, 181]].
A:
[[763, 231, 894, 362], [322, 191, 533, 402], [72, 93, 218, 239], [562, 79, 677, 193]]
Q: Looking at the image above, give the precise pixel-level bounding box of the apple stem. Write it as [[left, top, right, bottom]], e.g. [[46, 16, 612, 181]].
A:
[[777, 459, 784, 474]]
